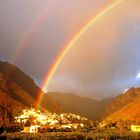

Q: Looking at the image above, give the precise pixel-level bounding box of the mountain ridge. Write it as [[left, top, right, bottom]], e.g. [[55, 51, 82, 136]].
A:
[[48, 92, 111, 120], [1, 60, 140, 123], [103, 87, 140, 118], [0, 61, 63, 115], [104, 87, 140, 122]]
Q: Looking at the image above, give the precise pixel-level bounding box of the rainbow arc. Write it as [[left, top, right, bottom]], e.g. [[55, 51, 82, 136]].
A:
[[36, 0, 123, 108]]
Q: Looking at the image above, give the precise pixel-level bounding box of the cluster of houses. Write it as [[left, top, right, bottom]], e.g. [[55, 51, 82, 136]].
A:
[[131, 125, 140, 132], [14, 107, 140, 133], [15, 107, 88, 133]]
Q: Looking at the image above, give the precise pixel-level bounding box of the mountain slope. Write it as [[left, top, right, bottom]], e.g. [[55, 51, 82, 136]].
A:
[[103, 87, 140, 118], [106, 96, 140, 122], [0, 90, 25, 115], [0, 61, 63, 113], [0, 61, 42, 99], [0, 73, 26, 123], [48, 92, 110, 120]]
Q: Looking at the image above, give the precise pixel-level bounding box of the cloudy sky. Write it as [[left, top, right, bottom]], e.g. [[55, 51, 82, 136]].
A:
[[0, 0, 140, 99]]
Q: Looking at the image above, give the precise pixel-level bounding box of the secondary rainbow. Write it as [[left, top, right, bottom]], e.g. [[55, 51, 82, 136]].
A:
[[12, 0, 59, 64], [36, 0, 123, 108]]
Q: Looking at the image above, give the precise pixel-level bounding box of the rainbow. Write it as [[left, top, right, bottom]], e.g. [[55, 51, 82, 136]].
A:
[[12, 0, 59, 64], [36, 0, 123, 108]]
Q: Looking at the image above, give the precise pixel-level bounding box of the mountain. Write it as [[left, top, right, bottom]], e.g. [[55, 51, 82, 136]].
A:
[[48, 87, 140, 121], [2, 61, 140, 123], [106, 96, 140, 122], [103, 87, 140, 118], [0, 61, 63, 116], [0, 61, 48, 100], [104, 87, 140, 122], [0, 72, 27, 123], [48, 92, 111, 120], [0, 61, 112, 122]]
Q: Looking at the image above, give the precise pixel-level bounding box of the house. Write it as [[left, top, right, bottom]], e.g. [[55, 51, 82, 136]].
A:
[[131, 125, 140, 132], [22, 125, 40, 133]]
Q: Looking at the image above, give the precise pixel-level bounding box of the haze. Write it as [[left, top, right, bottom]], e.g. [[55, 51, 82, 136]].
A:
[[0, 0, 140, 99]]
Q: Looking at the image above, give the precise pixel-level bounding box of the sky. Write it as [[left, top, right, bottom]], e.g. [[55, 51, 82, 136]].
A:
[[0, 0, 140, 100]]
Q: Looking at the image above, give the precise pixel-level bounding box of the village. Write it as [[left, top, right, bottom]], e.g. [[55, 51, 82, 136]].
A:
[[1, 107, 140, 134], [14, 107, 89, 133], [0, 107, 140, 139]]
